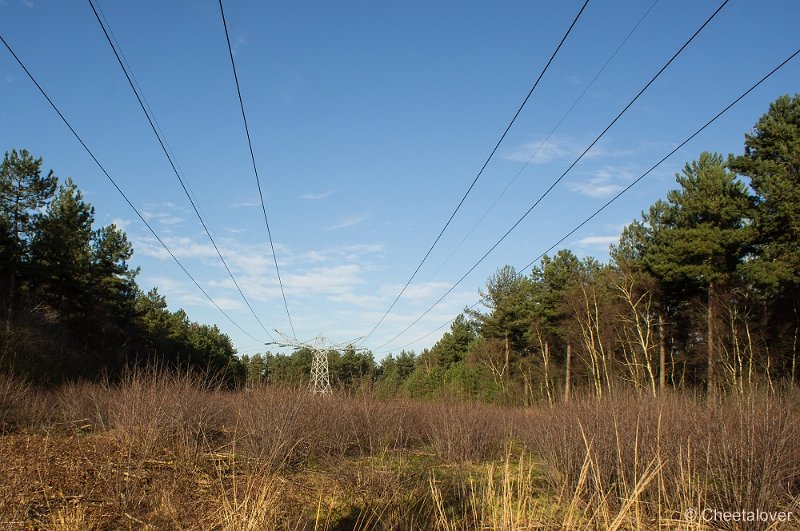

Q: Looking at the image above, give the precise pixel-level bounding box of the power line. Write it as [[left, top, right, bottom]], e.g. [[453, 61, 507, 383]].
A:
[[400, 0, 658, 305], [360, 0, 592, 344], [217, 0, 296, 339], [377, 46, 800, 355], [0, 33, 267, 345], [372, 0, 730, 352], [91, 1, 210, 229], [87, 0, 276, 342]]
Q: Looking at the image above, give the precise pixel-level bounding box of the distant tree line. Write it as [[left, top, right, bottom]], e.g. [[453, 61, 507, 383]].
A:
[[3, 94, 798, 399], [0, 149, 242, 384], [243, 94, 799, 402]]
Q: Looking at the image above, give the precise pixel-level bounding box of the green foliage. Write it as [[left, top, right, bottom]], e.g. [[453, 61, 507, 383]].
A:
[[0, 149, 241, 384], [265, 348, 312, 385], [330, 345, 376, 388], [0, 148, 57, 258], [428, 314, 478, 367], [729, 93, 800, 291], [642, 152, 754, 291], [529, 250, 584, 340], [376, 350, 416, 396], [3, 94, 800, 395]]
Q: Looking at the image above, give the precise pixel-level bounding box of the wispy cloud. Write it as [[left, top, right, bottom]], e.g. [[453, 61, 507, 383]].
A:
[[228, 199, 262, 208], [110, 217, 132, 231], [138, 236, 219, 261], [382, 281, 454, 304], [326, 215, 366, 231], [158, 216, 184, 225], [299, 190, 334, 201], [502, 135, 608, 165], [298, 243, 384, 263], [141, 201, 189, 226], [567, 166, 635, 198], [217, 264, 368, 301], [575, 235, 618, 248], [143, 275, 243, 311]]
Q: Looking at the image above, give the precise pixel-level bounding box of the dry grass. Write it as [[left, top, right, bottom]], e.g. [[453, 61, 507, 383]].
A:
[[1, 370, 799, 529]]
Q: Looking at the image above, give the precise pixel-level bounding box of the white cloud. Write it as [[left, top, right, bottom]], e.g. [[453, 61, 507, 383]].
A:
[[228, 199, 262, 208], [284, 264, 365, 296], [158, 216, 184, 225], [575, 235, 618, 248], [381, 281, 454, 304], [502, 135, 608, 165], [326, 292, 384, 308], [567, 166, 635, 198], [111, 217, 132, 231], [138, 236, 218, 261], [140, 275, 244, 311], [299, 191, 334, 201], [141, 201, 191, 226], [326, 215, 366, 231]]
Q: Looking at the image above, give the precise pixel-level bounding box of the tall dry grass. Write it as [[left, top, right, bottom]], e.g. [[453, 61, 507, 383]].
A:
[[0, 370, 798, 529]]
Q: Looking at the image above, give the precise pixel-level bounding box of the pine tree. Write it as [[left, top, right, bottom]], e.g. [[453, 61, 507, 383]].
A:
[[728, 94, 800, 291], [30, 179, 95, 321], [729, 93, 800, 383], [642, 152, 754, 390], [0, 149, 57, 334]]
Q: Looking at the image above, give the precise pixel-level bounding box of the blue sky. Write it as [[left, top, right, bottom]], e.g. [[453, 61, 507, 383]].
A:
[[2, 0, 798, 358]]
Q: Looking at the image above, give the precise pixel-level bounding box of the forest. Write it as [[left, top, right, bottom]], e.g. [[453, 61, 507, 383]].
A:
[[1, 95, 798, 530], [2, 95, 799, 402], [248, 94, 800, 403]]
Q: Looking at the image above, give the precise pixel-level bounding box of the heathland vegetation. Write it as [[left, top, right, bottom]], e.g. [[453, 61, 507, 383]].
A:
[[0, 95, 798, 528]]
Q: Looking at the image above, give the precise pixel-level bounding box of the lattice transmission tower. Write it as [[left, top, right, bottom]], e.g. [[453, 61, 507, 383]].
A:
[[268, 331, 365, 395]]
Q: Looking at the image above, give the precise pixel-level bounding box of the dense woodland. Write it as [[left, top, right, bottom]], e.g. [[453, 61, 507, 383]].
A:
[[2, 94, 798, 401], [0, 151, 240, 383]]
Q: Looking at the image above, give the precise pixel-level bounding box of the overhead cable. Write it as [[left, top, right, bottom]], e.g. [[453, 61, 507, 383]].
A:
[[217, 0, 296, 338], [361, 0, 593, 344], [373, 0, 730, 352], [88, 0, 276, 341], [377, 45, 800, 354], [0, 33, 269, 345]]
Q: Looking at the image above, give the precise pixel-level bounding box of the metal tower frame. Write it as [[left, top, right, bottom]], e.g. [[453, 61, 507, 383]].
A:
[[268, 331, 365, 395]]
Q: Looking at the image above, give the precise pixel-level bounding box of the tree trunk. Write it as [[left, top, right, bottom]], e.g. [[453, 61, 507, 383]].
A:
[[564, 343, 572, 403], [658, 313, 666, 393], [504, 332, 510, 380], [542, 341, 552, 404], [4, 274, 14, 337], [707, 282, 715, 394]]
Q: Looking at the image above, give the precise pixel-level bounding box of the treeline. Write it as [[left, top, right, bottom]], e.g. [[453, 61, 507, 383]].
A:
[[0, 150, 242, 384], [246, 94, 799, 403], [3, 94, 798, 398]]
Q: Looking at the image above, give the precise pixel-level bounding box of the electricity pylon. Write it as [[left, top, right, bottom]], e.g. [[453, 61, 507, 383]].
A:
[[268, 330, 365, 395]]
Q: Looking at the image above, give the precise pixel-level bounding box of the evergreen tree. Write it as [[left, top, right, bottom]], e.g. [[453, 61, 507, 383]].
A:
[[428, 314, 477, 367], [30, 178, 95, 321], [728, 94, 800, 291], [0, 149, 57, 334], [470, 266, 532, 379], [91, 224, 138, 316], [641, 152, 754, 390], [728, 93, 800, 383]]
